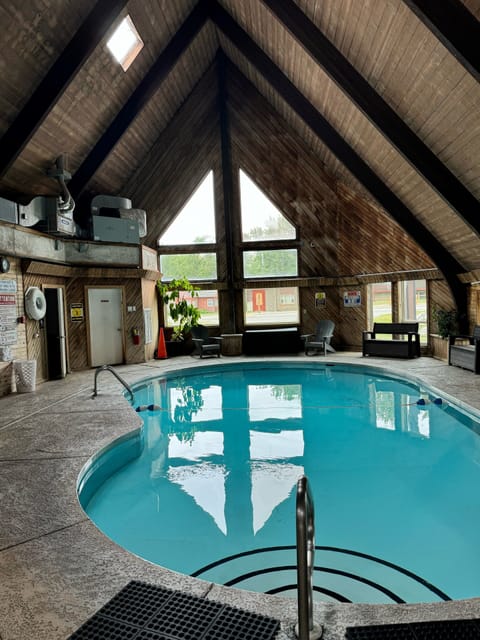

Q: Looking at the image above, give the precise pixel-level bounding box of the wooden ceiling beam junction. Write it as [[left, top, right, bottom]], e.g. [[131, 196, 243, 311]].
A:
[[261, 0, 480, 236], [402, 0, 480, 83], [69, 1, 210, 197], [0, 0, 129, 180], [209, 2, 467, 317]]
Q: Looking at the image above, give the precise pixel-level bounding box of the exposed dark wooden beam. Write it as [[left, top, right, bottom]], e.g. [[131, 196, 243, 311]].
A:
[[402, 0, 480, 83], [69, 2, 209, 197], [261, 0, 480, 237], [210, 2, 467, 316], [0, 0, 128, 179], [217, 51, 237, 332]]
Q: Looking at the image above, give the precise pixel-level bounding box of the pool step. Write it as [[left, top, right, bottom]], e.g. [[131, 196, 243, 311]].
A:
[[192, 546, 450, 604]]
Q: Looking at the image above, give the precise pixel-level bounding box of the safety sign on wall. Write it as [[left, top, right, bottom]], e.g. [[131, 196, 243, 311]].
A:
[[0, 279, 17, 293], [0, 294, 17, 345], [70, 303, 84, 322], [343, 290, 362, 307], [315, 292, 326, 307]]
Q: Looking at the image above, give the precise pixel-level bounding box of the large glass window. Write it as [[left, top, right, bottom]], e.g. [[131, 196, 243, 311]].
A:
[[368, 282, 392, 326], [160, 253, 217, 281], [164, 290, 219, 327], [239, 170, 295, 241], [159, 171, 215, 245], [243, 287, 300, 325], [367, 280, 428, 345], [399, 279, 427, 344], [243, 249, 298, 278]]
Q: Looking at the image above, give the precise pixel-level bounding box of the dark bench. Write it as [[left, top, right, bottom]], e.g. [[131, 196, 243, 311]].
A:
[[449, 326, 480, 374], [362, 322, 420, 358], [243, 327, 302, 355]]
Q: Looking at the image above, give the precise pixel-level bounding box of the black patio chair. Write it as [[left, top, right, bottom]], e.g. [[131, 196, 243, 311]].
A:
[[191, 325, 222, 358]]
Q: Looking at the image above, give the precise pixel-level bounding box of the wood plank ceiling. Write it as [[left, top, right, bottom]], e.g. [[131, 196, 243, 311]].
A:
[[0, 0, 479, 297]]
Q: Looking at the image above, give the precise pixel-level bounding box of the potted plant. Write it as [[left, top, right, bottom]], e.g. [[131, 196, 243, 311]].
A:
[[157, 277, 201, 356], [432, 308, 459, 339]]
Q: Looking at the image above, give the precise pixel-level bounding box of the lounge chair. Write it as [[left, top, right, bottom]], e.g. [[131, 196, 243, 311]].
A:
[[302, 320, 335, 356], [191, 325, 222, 358]]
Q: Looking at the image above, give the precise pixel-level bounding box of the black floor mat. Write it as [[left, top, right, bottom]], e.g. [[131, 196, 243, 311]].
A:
[[68, 580, 280, 640], [346, 618, 480, 640]]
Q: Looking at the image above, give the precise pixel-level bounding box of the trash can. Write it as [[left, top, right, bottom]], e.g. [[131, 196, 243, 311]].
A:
[[13, 360, 37, 393]]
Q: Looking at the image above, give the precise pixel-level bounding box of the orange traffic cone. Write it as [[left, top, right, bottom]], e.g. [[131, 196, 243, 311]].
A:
[[157, 327, 168, 359]]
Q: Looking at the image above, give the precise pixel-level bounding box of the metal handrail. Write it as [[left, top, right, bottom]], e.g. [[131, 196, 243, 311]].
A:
[[92, 365, 134, 401], [296, 475, 323, 640]]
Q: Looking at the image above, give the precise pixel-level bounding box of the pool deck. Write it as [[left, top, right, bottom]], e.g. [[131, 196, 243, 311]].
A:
[[1, 353, 480, 639]]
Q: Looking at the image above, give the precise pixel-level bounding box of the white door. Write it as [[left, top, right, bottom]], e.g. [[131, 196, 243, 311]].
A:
[[88, 288, 124, 366]]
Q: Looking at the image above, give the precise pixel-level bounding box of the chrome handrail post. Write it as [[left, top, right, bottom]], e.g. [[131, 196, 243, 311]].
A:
[[295, 475, 322, 640], [92, 364, 134, 401]]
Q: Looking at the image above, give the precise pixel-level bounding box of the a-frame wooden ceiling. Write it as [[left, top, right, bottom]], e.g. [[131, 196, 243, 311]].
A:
[[0, 0, 479, 305]]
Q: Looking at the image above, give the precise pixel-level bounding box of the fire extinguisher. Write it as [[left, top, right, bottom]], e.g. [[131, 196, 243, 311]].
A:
[[132, 328, 141, 345]]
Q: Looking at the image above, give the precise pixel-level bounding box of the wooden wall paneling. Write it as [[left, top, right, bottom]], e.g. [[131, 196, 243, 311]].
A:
[[336, 183, 434, 276], [141, 279, 159, 360], [226, 65, 441, 341], [262, 0, 480, 235], [213, 28, 469, 318], [338, 284, 368, 348], [461, 0, 480, 19], [123, 280, 145, 364], [123, 66, 222, 248], [401, 0, 480, 82], [218, 9, 480, 273], [0, 0, 98, 139], [429, 279, 456, 335], [468, 285, 480, 329], [295, 0, 480, 202], [472, 286, 480, 325], [65, 278, 89, 371]]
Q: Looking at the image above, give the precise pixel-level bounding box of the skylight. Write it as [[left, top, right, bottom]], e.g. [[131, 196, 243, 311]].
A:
[[107, 15, 143, 71]]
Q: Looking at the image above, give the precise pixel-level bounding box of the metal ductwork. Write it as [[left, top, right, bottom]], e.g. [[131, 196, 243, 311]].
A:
[[15, 155, 77, 234], [90, 194, 147, 242]]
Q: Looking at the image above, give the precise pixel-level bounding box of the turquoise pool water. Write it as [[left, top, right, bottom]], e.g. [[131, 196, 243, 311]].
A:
[[78, 362, 480, 604]]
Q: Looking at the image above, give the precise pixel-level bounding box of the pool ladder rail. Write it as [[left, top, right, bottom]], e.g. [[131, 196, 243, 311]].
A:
[[296, 475, 323, 640], [92, 365, 134, 402]]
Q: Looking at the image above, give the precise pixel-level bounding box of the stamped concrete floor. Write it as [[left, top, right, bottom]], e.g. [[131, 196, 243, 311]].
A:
[[1, 354, 479, 639]]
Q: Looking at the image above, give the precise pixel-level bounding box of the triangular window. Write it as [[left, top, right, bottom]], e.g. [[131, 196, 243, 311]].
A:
[[239, 169, 296, 241], [159, 171, 216, 245]]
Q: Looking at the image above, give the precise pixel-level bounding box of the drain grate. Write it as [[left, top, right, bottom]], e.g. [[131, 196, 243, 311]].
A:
[[345, 618, 480, 640], [68, 581, 280, 640]]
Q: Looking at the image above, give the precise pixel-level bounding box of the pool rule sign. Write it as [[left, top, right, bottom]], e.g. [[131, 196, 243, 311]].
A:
[[0, 293, 17, 345]]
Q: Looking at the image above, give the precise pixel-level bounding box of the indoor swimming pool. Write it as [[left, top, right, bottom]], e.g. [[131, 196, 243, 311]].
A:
[[78, 362, 480, 604]]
